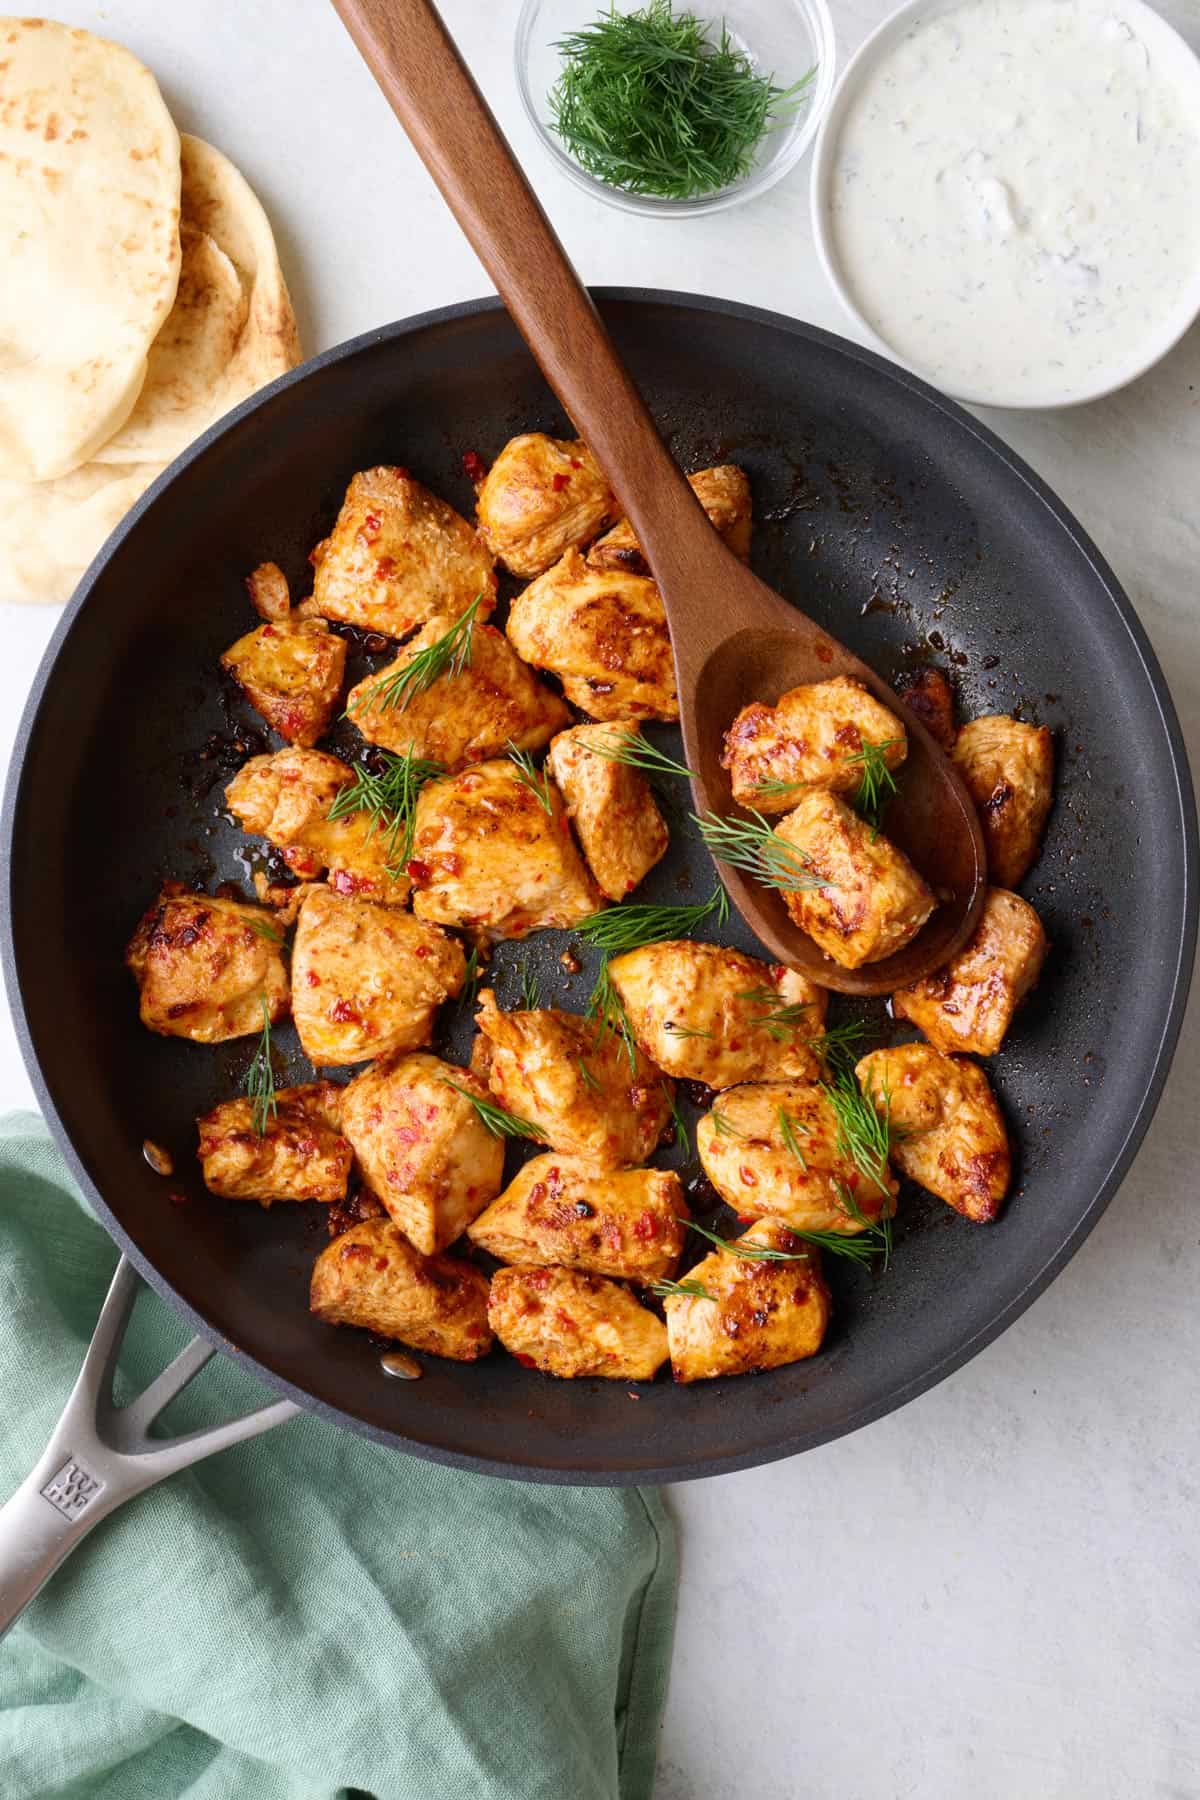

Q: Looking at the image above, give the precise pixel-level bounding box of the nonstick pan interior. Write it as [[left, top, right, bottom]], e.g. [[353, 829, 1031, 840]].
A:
[[3, 293, 1194, 1483]]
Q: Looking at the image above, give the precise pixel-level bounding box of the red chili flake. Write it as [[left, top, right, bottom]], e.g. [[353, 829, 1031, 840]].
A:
[[739, 1165, 758, 1186], [569, 458, 582, 470], [407, 859, 432, 885], [551, 472, 570, 492], [306, 970, 321, 987], [374, 556, 397, 579], [515, 1352, 537, 1368], [632, 1211, 658, 1241], [374, 1257, 390, 1272], [736, 1214, 755, 1225], [627, 1390, 641, 1400], [815, 641, 834, 663], [167, 1190, 189, 1207], [330, 869, 368, 895], [414, 944, 429, 959], [260, 624, 277, 638], [362, 512, 381, 536], [166, 1002, 193, 1019], [462, 450, 488, 485], [330, 999, 360, 1024], [341, 1242, 372, 1262], [526, 1270, 552, 1291]]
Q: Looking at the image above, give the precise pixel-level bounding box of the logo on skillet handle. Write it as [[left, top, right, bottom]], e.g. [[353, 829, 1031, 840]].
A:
[[40, 1456, 105, 1520]]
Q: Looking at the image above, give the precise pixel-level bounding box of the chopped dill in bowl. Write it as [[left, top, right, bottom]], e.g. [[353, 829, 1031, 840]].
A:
[[547, 0, 813, 201]]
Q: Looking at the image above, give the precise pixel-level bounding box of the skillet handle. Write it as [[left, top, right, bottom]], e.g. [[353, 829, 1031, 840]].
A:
[[0, 1256, 300, 1641]]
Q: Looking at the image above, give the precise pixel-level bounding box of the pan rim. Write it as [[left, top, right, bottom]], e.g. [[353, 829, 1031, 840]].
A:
[[3, 289, 1195, 1484]]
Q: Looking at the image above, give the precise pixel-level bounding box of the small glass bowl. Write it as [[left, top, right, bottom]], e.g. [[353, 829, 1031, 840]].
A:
[[515, 0, 837, 218]]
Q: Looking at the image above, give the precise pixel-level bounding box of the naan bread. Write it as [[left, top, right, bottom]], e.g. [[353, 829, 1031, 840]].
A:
[[0, 19, 181, 481], [94, 134, 301, 465], [0, 461, 160, 605]]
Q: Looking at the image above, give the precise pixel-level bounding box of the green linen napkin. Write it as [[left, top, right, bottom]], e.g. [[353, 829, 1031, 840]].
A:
[[0, 1115, 676, 1800]]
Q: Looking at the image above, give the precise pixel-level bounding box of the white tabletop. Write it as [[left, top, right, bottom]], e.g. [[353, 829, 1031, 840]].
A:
[[3, 3, 1199, 1795]]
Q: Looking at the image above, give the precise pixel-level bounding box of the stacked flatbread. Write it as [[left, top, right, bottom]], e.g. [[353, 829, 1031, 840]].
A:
[[0, 19, 302, 602]]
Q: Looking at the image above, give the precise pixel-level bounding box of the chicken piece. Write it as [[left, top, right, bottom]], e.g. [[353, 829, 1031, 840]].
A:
[[952, 715, 1054, 887], [126, 886, 289, 1042], [892, 887, 1048, 1055], [196, 1083, 351, 1207], [664, 1218, 831, 1383], [608, 941, 828, 1090], [310, 466, 496, 640], [339, 1052, 505, 1253], [245, 560, 291, 622], [589, 464, 752, 575], [290, 888, 465, 1066], [225, 748, 411, 907], [475, 988, 673, 1169], [545, 724, 668, 900], [507, 548, 678, 722], [773, 791, 936, 969], [474, 434, 617, 577], [696, 1080, 897, 1233], [346, 619, 569, 766], [722, 676, 906, 814], [408, 759, 602, 939], [488, 1266, 668, 1380], [856, 1043, 1011, 1223], [467, 1156, 687, 1283], [311, 1218, 493, 1360], [895, 665, 956, 752], [220, 614, 346, 749]]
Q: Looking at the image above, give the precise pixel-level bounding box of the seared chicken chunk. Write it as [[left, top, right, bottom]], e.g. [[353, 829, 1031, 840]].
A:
[[589, 464, 752, 575], [474, 988, 673, 1168], [409, 759, 602, 939], [311, 1218, 493, 1360], [220, 613, 346, 749], [339, 1052, 505, 1253], [291, 887, 465, 1066], [952, 715, 1054, 887], [346, 619, 569, 766], [545, 724, 668, 900], [773, 791, 936, 968], [488, 1266, 668, 1380], [665, 1218, 831, 1383], [245, 560, 291, 622], [856, 1043, 1011, 1223], [197, 1083, 351, 1206], [126, 886, 289, 1042], [609, 942, 827, 1089], [722, 676, 906, 814], [310, 466, 496, 640], [474, 434, 616, 577], [225, 748, 410, 907], [896, 665, 957, 752], [893, 887, 1048, 1055], [468, 1156, 686, 1282], [507, 548, 678, 722], [696, 1080, 897, 1233]]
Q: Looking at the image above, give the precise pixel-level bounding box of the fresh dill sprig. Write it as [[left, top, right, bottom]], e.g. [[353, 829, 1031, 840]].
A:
[[664, 1082, 690, 1155], [684, 1215, 879, 1268], [459, 945, 482, 1008], [651, 1276, 715, 1302], [348, 594, 485, 714], [247, 916, 284, 945], [837, 1180, 893, 1270], [750, 776, 807, 802], [507, 743, 555, 817], [847, 738, 902, 837], [327, 748, 444, 872], [573, 886, 728, 954], [809, 1017, 872, 1075], [734, 984, 818, 1042], [440, 1078, 548, 1142], [514, 957, 542, 1012], [585, 727, 694, 782], [576, 1056, 602, 1093], [243, 998, 278, 1138], [663, 1020, 712, 1040], [548, 1, 814, 202], [693, 810, 832, 894], [821, 1065, 893, 1201], [777, 1107, 809, 1170], [707, 1107, 745, 1139], [586, 958, 637, 1071]]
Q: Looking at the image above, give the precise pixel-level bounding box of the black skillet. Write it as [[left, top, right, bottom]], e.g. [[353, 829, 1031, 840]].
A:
[[2, 291, 1196, 1485]]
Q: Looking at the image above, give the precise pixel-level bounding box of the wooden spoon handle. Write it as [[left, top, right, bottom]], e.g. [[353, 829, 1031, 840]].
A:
[[329, 0, 733, 654]]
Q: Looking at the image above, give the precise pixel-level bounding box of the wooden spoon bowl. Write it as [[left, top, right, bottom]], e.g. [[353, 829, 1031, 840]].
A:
[[330, 0, 988, 993]]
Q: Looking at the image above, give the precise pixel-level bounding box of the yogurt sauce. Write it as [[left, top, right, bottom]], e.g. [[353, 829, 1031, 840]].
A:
[[825, 0, 1200, 405]]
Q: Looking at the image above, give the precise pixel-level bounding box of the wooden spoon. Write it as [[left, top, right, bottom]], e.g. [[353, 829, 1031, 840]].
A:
[[330, 0, 987, 995]]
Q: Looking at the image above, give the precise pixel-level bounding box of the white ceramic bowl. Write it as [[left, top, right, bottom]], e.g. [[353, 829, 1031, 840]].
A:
[[810, 0, 1200, 409], [516, 0, 837, 217]]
